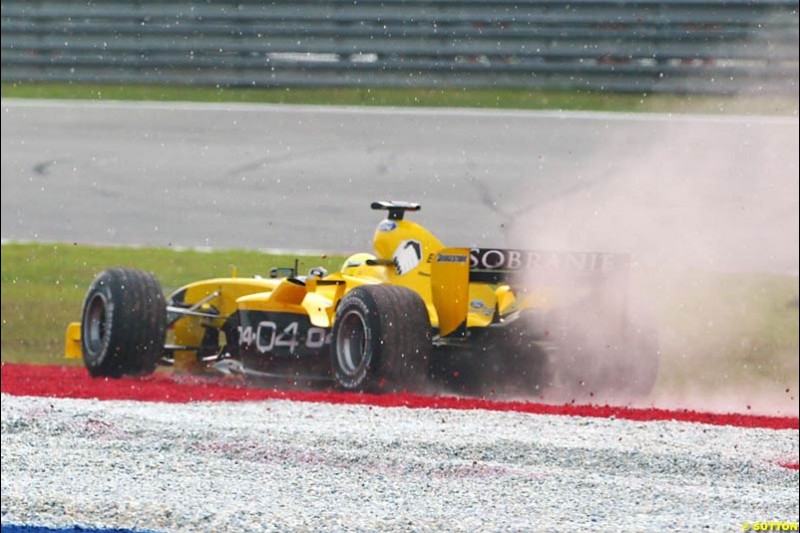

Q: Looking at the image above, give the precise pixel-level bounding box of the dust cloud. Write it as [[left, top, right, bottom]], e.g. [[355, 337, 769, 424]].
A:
[[508, 114, 799, 416]]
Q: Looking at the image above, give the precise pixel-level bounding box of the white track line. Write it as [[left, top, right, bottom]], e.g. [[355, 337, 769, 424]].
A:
[[2, 97, 797, 125]]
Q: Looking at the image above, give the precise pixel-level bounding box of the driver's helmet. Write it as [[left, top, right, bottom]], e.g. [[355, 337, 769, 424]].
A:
[[340, 253, 378, 277]]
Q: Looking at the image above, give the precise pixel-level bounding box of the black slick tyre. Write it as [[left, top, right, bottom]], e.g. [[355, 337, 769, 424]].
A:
[[331, 285, 431, 392], [551, 318, 660, 400], [81, 268, 166, 377], [623, 322, 660, 397], [452, 317, 552, 398]]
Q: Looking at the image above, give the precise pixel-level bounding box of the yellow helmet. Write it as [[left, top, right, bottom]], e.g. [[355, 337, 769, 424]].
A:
[[340, 253, 382, 278]]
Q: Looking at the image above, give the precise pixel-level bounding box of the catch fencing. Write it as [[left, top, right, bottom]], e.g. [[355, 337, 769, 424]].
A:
[[2, 0, 798, 93]]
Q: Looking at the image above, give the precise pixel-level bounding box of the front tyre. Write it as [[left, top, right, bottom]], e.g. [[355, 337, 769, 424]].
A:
[[623, 322, 660, 397], [331, 285, 431, 392], [81, 268, 166, 377]]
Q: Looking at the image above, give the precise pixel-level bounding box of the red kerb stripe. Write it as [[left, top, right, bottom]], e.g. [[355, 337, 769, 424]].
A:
[[2, 364, 797, 430]]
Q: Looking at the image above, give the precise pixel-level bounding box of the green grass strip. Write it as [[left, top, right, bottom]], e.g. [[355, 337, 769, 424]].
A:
[[3, 82, 797, 115]]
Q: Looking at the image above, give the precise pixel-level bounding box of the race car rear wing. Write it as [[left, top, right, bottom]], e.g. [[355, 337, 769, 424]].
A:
[[370, 201, 421, 220], [469, 248, 629, 284], [431, 247, 630, 337]]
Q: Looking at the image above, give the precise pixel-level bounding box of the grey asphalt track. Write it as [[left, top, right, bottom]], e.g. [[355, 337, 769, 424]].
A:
[[2, 99, 797, 273]]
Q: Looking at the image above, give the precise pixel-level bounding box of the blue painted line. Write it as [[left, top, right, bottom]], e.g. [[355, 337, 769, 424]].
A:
[[2, 526, 156, 533]]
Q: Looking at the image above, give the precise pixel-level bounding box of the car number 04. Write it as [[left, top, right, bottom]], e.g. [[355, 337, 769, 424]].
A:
[[239, 322, 329, 354]]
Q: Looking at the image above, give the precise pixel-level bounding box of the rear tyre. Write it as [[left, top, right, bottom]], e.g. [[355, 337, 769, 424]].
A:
[[552, 319, 660, 400], [622, 322, 660, 397], [331, 285, 431, 392], [453, 317, 552, 398], [81, 268, 166, 378]]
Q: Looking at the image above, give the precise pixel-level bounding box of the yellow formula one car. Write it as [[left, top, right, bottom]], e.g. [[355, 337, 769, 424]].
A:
[[65, 201, 658, 396]]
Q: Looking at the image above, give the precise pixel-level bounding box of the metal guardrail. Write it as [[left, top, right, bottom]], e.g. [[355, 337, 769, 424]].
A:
[[2, 0, 798, 94]]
